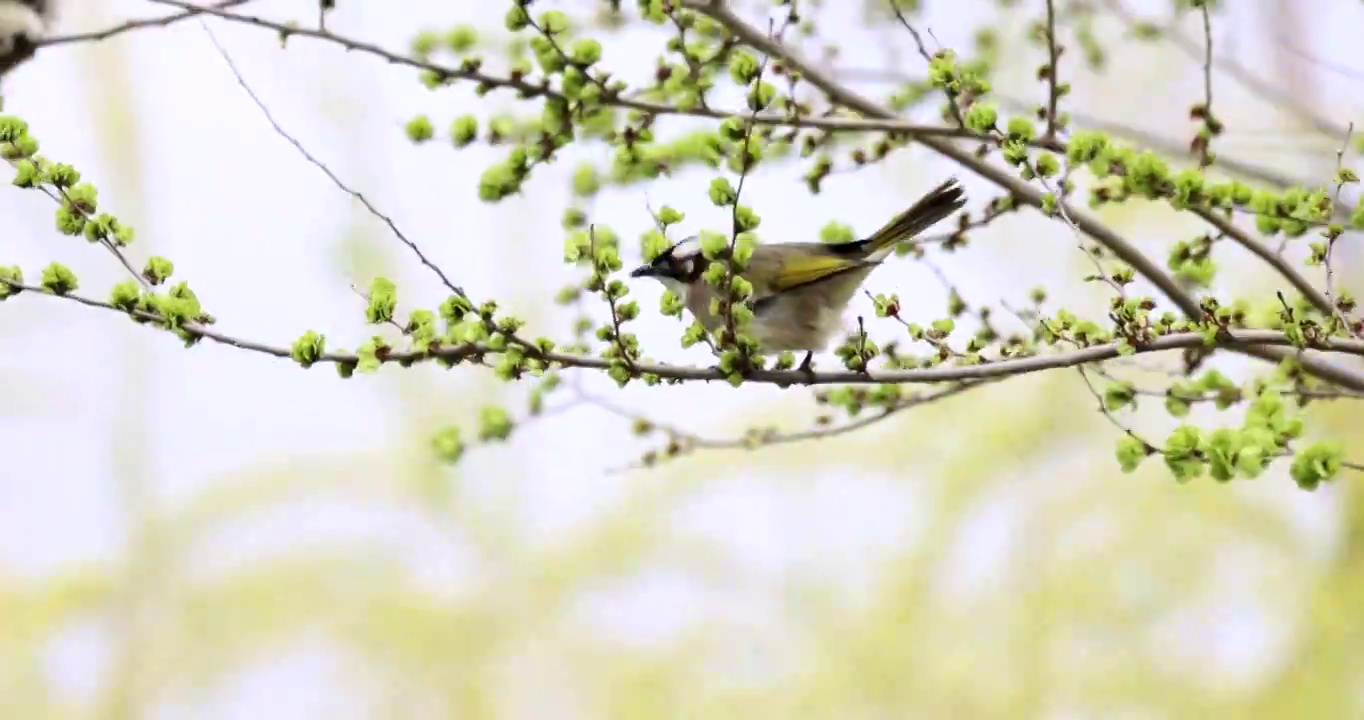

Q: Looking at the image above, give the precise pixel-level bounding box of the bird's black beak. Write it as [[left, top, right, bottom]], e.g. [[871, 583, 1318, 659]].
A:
[[630, 265, 659, 278]]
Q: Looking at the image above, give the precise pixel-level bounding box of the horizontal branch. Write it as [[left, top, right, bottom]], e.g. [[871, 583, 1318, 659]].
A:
[[8, 278, 1364, 387]]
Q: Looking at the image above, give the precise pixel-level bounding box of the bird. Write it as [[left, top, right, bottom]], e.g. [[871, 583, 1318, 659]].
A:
[[0, 0, 53, 84], [630, 177, 966, 373]]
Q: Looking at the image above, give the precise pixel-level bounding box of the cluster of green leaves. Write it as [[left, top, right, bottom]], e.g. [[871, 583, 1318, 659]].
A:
[[1041, 296, 1347, 489], [0, 117, 215, 344], [569, 225, 650, 386], [1166, 232, 1217, 288], [566, 3, 1360, 482], [1071, 131, 1356, 234], [434, 1, 825, 386], [286, 274, 568, 464], [896, 26, 1001, 115], [900, 10, 1360, 491], [0, 103, 571, 470], [915, 37, 1360, 311], [1114, 370, 1343, 490]]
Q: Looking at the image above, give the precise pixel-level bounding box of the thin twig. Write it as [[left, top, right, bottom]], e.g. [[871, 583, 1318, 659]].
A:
[[1042, 0, 1062, 139], [37, 0, 253, 48], [1100, 0, 1347, 138], [1273, 32, 1364, 84], [1326, 122, 1357, 336], [1193, 1, 1216, 167], [595, 378, 995, 474], [1076, 365, 1156, 450], [196, 21, 469, 300], [588, 224, 637, 371], [1192, 206, 1335, 318], [717, 17, 786, 366], [886, 3, 965, 127], [837, 64, 1341, 198]]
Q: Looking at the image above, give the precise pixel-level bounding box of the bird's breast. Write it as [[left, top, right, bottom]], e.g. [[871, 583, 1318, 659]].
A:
[[683, 280, 848, 352]]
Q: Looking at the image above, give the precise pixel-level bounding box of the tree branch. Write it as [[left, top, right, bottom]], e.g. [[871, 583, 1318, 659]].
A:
[[6, 275, 1364, 387], [144, 0, 1032, 147], [1042, 0, 1063, 139], [37, 0, 255, 48]]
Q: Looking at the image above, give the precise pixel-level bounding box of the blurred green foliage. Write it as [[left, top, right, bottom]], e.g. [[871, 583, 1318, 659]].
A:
[[6, 373, 1364, 717]]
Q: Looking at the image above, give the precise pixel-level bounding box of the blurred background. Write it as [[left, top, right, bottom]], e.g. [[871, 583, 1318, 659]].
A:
[[4, 0, 1364, 717]]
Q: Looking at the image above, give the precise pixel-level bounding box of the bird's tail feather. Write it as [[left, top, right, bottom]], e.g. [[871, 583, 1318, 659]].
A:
[[859, 178, 966, 256]]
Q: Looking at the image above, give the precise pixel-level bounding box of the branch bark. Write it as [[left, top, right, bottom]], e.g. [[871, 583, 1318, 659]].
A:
[[7, 277, 1364, 387]]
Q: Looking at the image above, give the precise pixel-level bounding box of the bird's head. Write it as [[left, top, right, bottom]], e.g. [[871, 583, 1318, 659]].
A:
[[629, 235, 707, 293]]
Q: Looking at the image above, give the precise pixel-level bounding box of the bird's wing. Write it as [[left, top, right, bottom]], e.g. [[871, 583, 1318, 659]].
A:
[[764, 252, 873, 294]]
